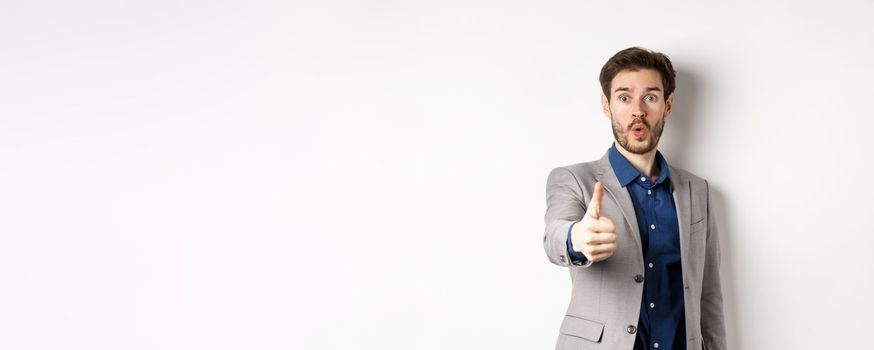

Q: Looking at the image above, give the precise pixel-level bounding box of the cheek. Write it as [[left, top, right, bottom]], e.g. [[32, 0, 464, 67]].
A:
[[610, 102, 631, 115], [645, 103, 665, 116]]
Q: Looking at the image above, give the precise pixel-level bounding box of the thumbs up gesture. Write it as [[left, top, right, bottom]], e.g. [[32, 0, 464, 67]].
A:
[[571, 181, 617, 262]]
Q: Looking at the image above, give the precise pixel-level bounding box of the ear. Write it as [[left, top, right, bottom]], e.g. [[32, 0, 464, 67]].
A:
[[664, 93, 674, 119], [600, 93, 611, 119]]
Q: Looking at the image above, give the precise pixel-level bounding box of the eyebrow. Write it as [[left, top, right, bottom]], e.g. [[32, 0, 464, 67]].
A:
[[613, 86, 663, 93]]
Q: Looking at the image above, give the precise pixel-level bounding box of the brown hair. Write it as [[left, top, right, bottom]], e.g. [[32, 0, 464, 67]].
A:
[[599, 47, 676, 101]]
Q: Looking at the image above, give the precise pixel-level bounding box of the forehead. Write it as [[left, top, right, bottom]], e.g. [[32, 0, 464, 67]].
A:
[[611, 69, 664, 93]]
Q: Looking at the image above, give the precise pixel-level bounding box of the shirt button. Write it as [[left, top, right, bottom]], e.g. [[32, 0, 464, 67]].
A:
[[654, 342, 659, 348], [627, 325, 637, 334], [649, 302, 655, 308], [634, 274, 644, 283], [650, 224, 655, 229], [648, 262, 654, 268], [640, 177, 646, 182], [647, 190, 652, 195]]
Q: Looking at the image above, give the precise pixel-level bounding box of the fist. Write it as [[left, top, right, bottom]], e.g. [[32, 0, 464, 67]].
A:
[[571, 181, 617, 262]]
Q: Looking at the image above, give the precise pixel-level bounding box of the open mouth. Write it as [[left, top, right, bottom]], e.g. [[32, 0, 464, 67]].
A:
[[631, 124, 647, 138]]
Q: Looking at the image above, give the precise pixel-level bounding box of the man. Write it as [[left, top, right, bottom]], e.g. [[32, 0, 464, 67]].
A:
[[543, 47, 726, 350]]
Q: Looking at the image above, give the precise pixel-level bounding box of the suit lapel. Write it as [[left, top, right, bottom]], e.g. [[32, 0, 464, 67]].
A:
[[669, 165, 693, 263], [595, 152, 643, 255]]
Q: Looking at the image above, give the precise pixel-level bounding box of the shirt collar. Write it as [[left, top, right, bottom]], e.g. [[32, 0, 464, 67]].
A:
[[607, 142, 671, 189]]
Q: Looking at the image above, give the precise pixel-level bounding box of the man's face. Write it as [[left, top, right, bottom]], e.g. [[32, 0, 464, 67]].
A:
[[601, 68, 673, 155]]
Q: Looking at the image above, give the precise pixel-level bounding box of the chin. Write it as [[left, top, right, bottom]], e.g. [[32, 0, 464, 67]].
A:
[[625, 139, 656, 154]]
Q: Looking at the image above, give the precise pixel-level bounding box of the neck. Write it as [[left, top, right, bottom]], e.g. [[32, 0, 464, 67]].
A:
[[615, 143, 660, 178]]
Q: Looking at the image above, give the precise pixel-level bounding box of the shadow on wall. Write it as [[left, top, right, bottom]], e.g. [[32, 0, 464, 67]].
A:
[[711, 186, 740, 348], [660, 68, 704, 168], [660, 67, 741, 347]]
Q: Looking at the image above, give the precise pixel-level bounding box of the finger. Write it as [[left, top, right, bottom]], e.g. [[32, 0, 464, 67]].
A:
[[586, 218, 615, 234], [585, 232, 617, 245], [589, 250, 614, 262], [585, 181, 605, 219], [588, 243, 616, 255]]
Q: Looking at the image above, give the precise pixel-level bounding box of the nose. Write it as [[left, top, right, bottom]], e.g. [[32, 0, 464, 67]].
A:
[[631, 99, 646, 119]]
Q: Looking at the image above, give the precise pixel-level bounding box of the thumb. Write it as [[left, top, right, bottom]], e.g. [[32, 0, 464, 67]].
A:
[[586, 181, 604, 219]]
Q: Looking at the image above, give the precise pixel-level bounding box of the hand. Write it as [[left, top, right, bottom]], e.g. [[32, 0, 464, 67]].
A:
[[570, 181, 617, 262]]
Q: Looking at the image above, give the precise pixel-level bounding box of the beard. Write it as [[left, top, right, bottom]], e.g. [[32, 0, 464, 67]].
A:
[[610, 114, 666, 155]]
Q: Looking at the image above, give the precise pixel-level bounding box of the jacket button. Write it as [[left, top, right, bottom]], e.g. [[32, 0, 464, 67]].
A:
[[627, 325, 636, 334], [634, 274, 644, 283]]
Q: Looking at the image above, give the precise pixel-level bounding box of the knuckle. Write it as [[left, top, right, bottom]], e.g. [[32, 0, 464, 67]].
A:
[[588, 245, 599, 254]]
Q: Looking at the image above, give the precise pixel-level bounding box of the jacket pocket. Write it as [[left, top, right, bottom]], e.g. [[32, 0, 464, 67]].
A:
[[559, 314, 605, 342], [690, 217, 707, 233]]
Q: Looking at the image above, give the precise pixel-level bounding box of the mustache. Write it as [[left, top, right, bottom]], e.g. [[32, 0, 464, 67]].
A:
[[629, 118, 650, 130]]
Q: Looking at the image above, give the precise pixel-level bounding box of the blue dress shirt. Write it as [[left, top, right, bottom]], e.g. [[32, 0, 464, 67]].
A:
[[567, 143, 686, 350]]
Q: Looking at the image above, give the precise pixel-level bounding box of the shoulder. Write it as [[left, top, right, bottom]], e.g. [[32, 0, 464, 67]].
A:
[[669, 164, 711, 192], [548, 159, 603, 184]]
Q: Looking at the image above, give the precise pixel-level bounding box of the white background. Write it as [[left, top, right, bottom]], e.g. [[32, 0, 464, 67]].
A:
[[1, 0, 873, 349]]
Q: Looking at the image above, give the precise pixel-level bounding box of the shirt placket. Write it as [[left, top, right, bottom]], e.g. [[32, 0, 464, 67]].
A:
[[642, 178, 664, 350]]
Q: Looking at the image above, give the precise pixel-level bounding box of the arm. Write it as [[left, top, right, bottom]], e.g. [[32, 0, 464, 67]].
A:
[[701, 180, 727, 350], [543, 167, 591, 267]]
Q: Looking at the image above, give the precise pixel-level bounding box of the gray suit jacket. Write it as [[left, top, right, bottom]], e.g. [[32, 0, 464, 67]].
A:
[[544, 150, 726, 350]]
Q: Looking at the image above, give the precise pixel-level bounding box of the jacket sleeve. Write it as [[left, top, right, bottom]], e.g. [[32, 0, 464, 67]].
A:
[[701, 180, 728, 350], [544, 167, 592, 268]]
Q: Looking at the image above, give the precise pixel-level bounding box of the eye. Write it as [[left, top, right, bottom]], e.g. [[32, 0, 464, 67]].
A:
[[618, 95, 630, 103], [645, 95, 658, 102]]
